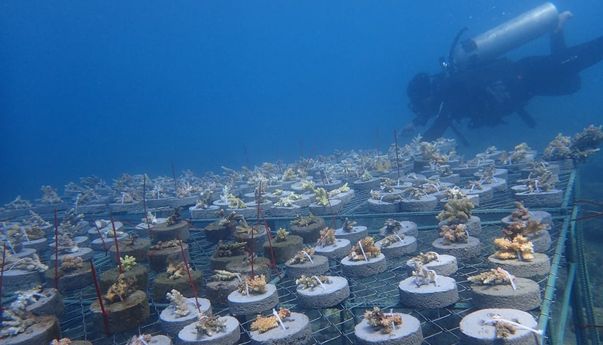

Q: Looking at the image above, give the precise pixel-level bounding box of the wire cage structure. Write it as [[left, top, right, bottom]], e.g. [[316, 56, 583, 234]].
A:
[[5, 169, 600, 345]]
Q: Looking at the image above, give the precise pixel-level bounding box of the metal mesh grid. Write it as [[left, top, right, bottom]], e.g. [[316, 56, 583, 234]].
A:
[[34, 171, 573, 344], [55, 221, 568, 344]]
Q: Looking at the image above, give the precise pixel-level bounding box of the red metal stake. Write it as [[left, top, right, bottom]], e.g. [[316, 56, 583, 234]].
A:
[[248, 182, 265, 278], [110, 218, 123, 274], [320, 173, 339, 229], [0, 242, 7, 315], [262, 219, 277, 270], [54, 209, 59, 290], [171, 162, 178, 195], [393, 129, 401, 182], [143, 174, 151, 232], [90, 259, 111, 335], [94, 223, 108, 254], [178, 239, 201, 313], [256, 196, 277, 269]]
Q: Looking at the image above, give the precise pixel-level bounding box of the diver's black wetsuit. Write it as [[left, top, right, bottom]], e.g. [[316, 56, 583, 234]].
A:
[[416, 32, 603, 141]]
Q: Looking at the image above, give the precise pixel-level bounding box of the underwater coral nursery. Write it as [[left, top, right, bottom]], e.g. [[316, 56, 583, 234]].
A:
[[0, 125, 601, 345]]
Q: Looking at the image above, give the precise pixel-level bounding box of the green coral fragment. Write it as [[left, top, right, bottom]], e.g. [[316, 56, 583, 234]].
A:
[[121, 255, 137, 271]]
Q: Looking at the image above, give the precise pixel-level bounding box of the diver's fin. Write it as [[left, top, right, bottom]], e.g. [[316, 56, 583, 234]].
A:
[[449, 123, 470, 147], [422, 114, 451, 142], [517, 108, 536, 128]]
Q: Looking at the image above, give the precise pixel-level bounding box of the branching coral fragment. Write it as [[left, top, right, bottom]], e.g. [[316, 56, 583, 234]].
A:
[[250, 308, 291, 333], [342, 218, 356, 232], [380, 234, 403, 247], [2, 254, 48, 272], [510, 202, 530, 222], [227, 194, 246, 209], [313, 187, 330, 206], [381, 219, 401, 234], [291, 214, 321, 227], [502, 220, 546, 239], [412, 262, 437, 287], [275, 228, 289, 242], [468, 267, 515, 286], [126, 334, 153, 345], [364, 307, 402, 334], [522, 164, 558, 193], [437, 198, 474, 224], [166, 289, 190, 317], [196, 314, 226, 337], [215, 241, 246, 257], [494, 235, 534, 261], [410, 251, 440, 265], [401, 187, 427, 200], [348, 237, 381, 261], [121, 255, 137, 272], [316, 227, 336, 247], [150, 240, 180, 250], [60, 256, 84, 272], [328, 183, 350, 198], [41, 185, 62, 204], [166, 261, 192, 280], [544, 133, 572, 160], [166, 208, 182, 226], [0, 305, 35, 338], [237, 275, 267, 295], [287, 247, 315, 265], [211, 269, 240, 281], [295, 275, 331, 290], [103, 274, 135, 304], [439, 224, 468, 244]]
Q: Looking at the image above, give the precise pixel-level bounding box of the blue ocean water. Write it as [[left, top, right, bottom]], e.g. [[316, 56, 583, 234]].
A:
[[1, 0, 602, 201]]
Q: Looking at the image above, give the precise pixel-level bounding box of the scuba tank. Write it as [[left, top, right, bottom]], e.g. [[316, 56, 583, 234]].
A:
[[452, 2, 559, 68]]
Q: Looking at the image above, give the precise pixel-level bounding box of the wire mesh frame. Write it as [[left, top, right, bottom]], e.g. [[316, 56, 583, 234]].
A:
[[55, 216, 568, 345], [27, 171, 574, 344]]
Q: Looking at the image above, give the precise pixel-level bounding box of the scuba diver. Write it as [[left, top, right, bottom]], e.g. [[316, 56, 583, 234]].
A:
[[406, 3, 603, 144]]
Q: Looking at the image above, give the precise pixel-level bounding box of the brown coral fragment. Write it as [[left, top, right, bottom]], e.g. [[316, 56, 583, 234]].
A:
[[380, 234, 403, 248], [291, 214, 320, 227], [150, 240, 179, 250], [51, 339, 73, 345], [364, 307, 402, 334], [295, 275, 331, 290], [316, 227, 336, 247], [250, 308, 291, 333], [103, 274, 135, 304], [493, 319, 517, 339], [60, 256, 84, 272], [237, 274, 267, 295], [211, 269, 239, 281], [196, 315, 226, 337], [410, 251, 439, 265], [287, 247, 315, 265], [493, 235, 534, 261], [342, 218, 357, 232], [439, 224, 468, 244], [437, 198, 474, 224], [348, 237, 381, 261], [502, 220, 546, 240], [510, 202, 530, 222], [381, 219, 402, 234], [166, 260, 192, 280], [126, 334, 153, 345], [468, 267, 514, 286], [215, 241, 246, 257]]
